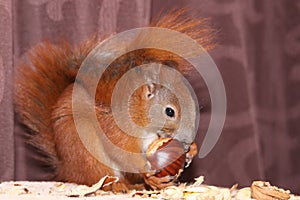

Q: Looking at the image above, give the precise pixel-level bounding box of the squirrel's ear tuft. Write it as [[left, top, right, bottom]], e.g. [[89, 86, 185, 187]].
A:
[[145, 83, 155, 99]]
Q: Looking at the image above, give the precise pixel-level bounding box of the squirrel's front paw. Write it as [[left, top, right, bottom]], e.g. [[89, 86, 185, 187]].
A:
[[102, 181, 129, 193], [144, 172, 176, 190], [185, 142, 198, 168]]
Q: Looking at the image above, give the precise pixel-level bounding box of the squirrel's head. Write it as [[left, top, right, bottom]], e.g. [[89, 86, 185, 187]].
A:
[[129, 83, 180, 134], [129, 82, 198, 152]]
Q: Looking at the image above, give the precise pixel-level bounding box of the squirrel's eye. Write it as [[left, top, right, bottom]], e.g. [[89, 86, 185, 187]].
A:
[[165, 107, 175, 118]]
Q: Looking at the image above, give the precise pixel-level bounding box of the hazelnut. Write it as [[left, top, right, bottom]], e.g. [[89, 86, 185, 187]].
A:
[[146, 138, 186, 177]]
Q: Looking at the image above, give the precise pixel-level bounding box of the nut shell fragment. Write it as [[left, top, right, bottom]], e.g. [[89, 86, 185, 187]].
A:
[[251, 181, 290, 200]]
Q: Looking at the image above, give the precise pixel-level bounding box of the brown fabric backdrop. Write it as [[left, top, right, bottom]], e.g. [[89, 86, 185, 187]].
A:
[[0, 0, 299, 194]]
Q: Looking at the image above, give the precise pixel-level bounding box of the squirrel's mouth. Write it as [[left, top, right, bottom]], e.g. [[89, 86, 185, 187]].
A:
[[156, 129, 176, 139], [157, 130, 192, 153], [141, 132, 159, 154], [142, 129, 194, 155]]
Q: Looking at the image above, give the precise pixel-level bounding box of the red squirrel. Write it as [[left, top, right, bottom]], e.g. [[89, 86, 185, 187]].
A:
[[14, 10, 215, 192]]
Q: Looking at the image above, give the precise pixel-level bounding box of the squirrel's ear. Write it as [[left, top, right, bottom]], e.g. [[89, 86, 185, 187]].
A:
[[145, 83, 155, 99]]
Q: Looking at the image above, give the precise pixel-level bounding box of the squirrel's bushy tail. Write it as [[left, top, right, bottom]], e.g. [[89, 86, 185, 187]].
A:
[[14, 10, 215, 175], [14, 38, 99, 169]]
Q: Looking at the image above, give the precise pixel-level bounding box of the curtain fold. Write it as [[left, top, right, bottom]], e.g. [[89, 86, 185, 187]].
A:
[[0, 0, 299, 194], [0, 0, 14, 181]]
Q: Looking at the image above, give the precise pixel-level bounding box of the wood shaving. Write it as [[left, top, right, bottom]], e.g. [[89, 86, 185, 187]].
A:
[[235, 187, 252, 200], [133, 176, 232, 199], [66, 175, 119, 197], [0, 176, 299, 199]]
